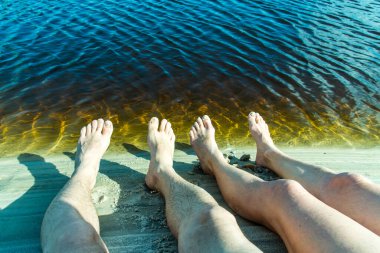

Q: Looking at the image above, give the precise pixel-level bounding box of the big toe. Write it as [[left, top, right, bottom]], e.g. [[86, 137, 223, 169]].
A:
[[202, 115, 213, 129], [102, 120, 113, 137], [149, 117, 159, 133], [248, 111, 256, 122], [249, 112, 262, 127]]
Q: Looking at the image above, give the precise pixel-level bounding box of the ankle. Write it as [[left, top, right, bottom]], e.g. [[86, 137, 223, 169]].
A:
[[209, 150, 228, 172], [147, 164, 176, 189], [75, 157, 101, 169], [70, 173, 96, 191], [155, 169, 179, 193], [263, 148, 283, 166]]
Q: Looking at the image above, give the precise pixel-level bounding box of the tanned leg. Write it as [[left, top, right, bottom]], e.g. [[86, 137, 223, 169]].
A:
[[145, 117, 261, 253], [41, 119, 113, 253], [248, 112, 380, 235], [190, 115, 380, 253]]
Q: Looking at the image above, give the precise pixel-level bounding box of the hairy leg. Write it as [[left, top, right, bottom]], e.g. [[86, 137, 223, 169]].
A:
[[41, 119, 113, 253], [145, 117, 260, 253], [248, 112, 380, 235], [190, 115, 380, 253]]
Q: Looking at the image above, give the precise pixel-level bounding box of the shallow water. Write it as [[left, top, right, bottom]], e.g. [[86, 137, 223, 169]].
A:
[[0, 0, 379, 156]]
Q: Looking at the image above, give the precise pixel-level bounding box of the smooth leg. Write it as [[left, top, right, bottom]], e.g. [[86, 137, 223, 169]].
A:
[[145, 117, 261, 253], [247, 112, 380, 235], [190, 115, 380, 253], [41, 119, 113, 253]]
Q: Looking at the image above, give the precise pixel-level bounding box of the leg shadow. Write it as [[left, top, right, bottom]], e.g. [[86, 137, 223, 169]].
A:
[[0, 153, 69, 245], [174, 142, 194, 156], [63, 152, 177, 252], [122, 143, 196, 174], [121, 144, 286, 252]]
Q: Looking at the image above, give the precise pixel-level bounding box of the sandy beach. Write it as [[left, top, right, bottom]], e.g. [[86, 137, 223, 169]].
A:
[[0, 144, 379, 252]]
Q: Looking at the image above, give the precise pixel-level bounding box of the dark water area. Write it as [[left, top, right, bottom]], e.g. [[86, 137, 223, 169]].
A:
[[0, 0, 379, 156]]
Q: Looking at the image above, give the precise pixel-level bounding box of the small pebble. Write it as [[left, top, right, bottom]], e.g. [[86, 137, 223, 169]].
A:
[[239, 154, 250, 161]]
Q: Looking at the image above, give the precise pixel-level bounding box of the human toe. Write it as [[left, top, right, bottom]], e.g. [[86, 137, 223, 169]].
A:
[[80, 126, 86, 141], [202, 115, 212, 129], [196, 117, 204, 130], [86, 122, 92, 136], [193, 120, 201, 132], [149, 117, 159, 132], [159, 119, 168, 132], [170, 131, 175, 142], [97, 119, 104, 132], [102, 120, 113, 136], [165, 121, 172, 134], [80, 126, 86, 137], [248, 112, 256, 124], [91, 120, 98, 133], [189, 129, 195, 141], [257, 114, 264, 123]]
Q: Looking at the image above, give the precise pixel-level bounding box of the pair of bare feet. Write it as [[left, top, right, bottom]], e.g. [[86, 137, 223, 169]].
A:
[[45, 112, 380, 253], [68, 113, 380, 253], [74, 112, 276, 192]]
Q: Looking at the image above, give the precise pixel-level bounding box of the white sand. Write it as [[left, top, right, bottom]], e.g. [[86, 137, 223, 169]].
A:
[[0, 146, 379, 252]]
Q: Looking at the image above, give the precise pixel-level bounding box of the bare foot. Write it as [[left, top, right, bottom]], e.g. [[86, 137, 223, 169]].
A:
[[145, 117, 176, 190], [74, 119, 113, 189], [248, 112, 279, 167], [189, 115, 225, 175]]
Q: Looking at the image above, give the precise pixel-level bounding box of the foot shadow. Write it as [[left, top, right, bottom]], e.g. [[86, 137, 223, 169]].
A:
[[63, 152, 177, 252], [122, 143, 150, 160], [0, 153, 69, 245], [122, 142, 221, 198], [121, 143, 286, 251], [174, 142, 194, 155], [122, 144, 285, 252], [122, 143, 195, 173]]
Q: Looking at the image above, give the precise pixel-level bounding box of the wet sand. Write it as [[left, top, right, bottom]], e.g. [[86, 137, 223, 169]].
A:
[[0, 145, 379, 252]]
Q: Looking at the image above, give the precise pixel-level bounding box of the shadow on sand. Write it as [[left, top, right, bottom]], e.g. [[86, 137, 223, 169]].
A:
[[0, 153, 69, 246], [122, 142, 196, 174], [1, 142, 200, 252], [63, 149, 178, 251]]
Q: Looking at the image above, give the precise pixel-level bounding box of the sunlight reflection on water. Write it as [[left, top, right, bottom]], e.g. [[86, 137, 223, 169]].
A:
[[0, 0, 379, 156]]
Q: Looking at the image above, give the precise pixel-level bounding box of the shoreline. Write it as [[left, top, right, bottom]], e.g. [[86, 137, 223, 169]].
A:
[[1, 145, 379, 181], [1, 146, 379, 252]]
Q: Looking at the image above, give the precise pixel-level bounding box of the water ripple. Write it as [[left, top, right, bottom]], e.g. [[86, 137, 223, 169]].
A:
[[0, 0, 379, 156]]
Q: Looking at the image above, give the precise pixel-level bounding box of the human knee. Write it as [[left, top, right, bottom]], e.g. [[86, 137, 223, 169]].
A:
[[178, 206, 238, 252], [270, 179, 307, 202], [47, 222, 107, 253], [181, 205, 236, 236], [210, 206, 236, 221], [325, 172, 367, 194], [196, 206, 236, 225]]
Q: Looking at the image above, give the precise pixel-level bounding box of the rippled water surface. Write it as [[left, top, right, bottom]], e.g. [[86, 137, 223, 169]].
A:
[[0, 0, 379, 156]]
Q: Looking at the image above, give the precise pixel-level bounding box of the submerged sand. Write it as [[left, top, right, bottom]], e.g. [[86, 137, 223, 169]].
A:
[[0, 144, 379, 252]]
